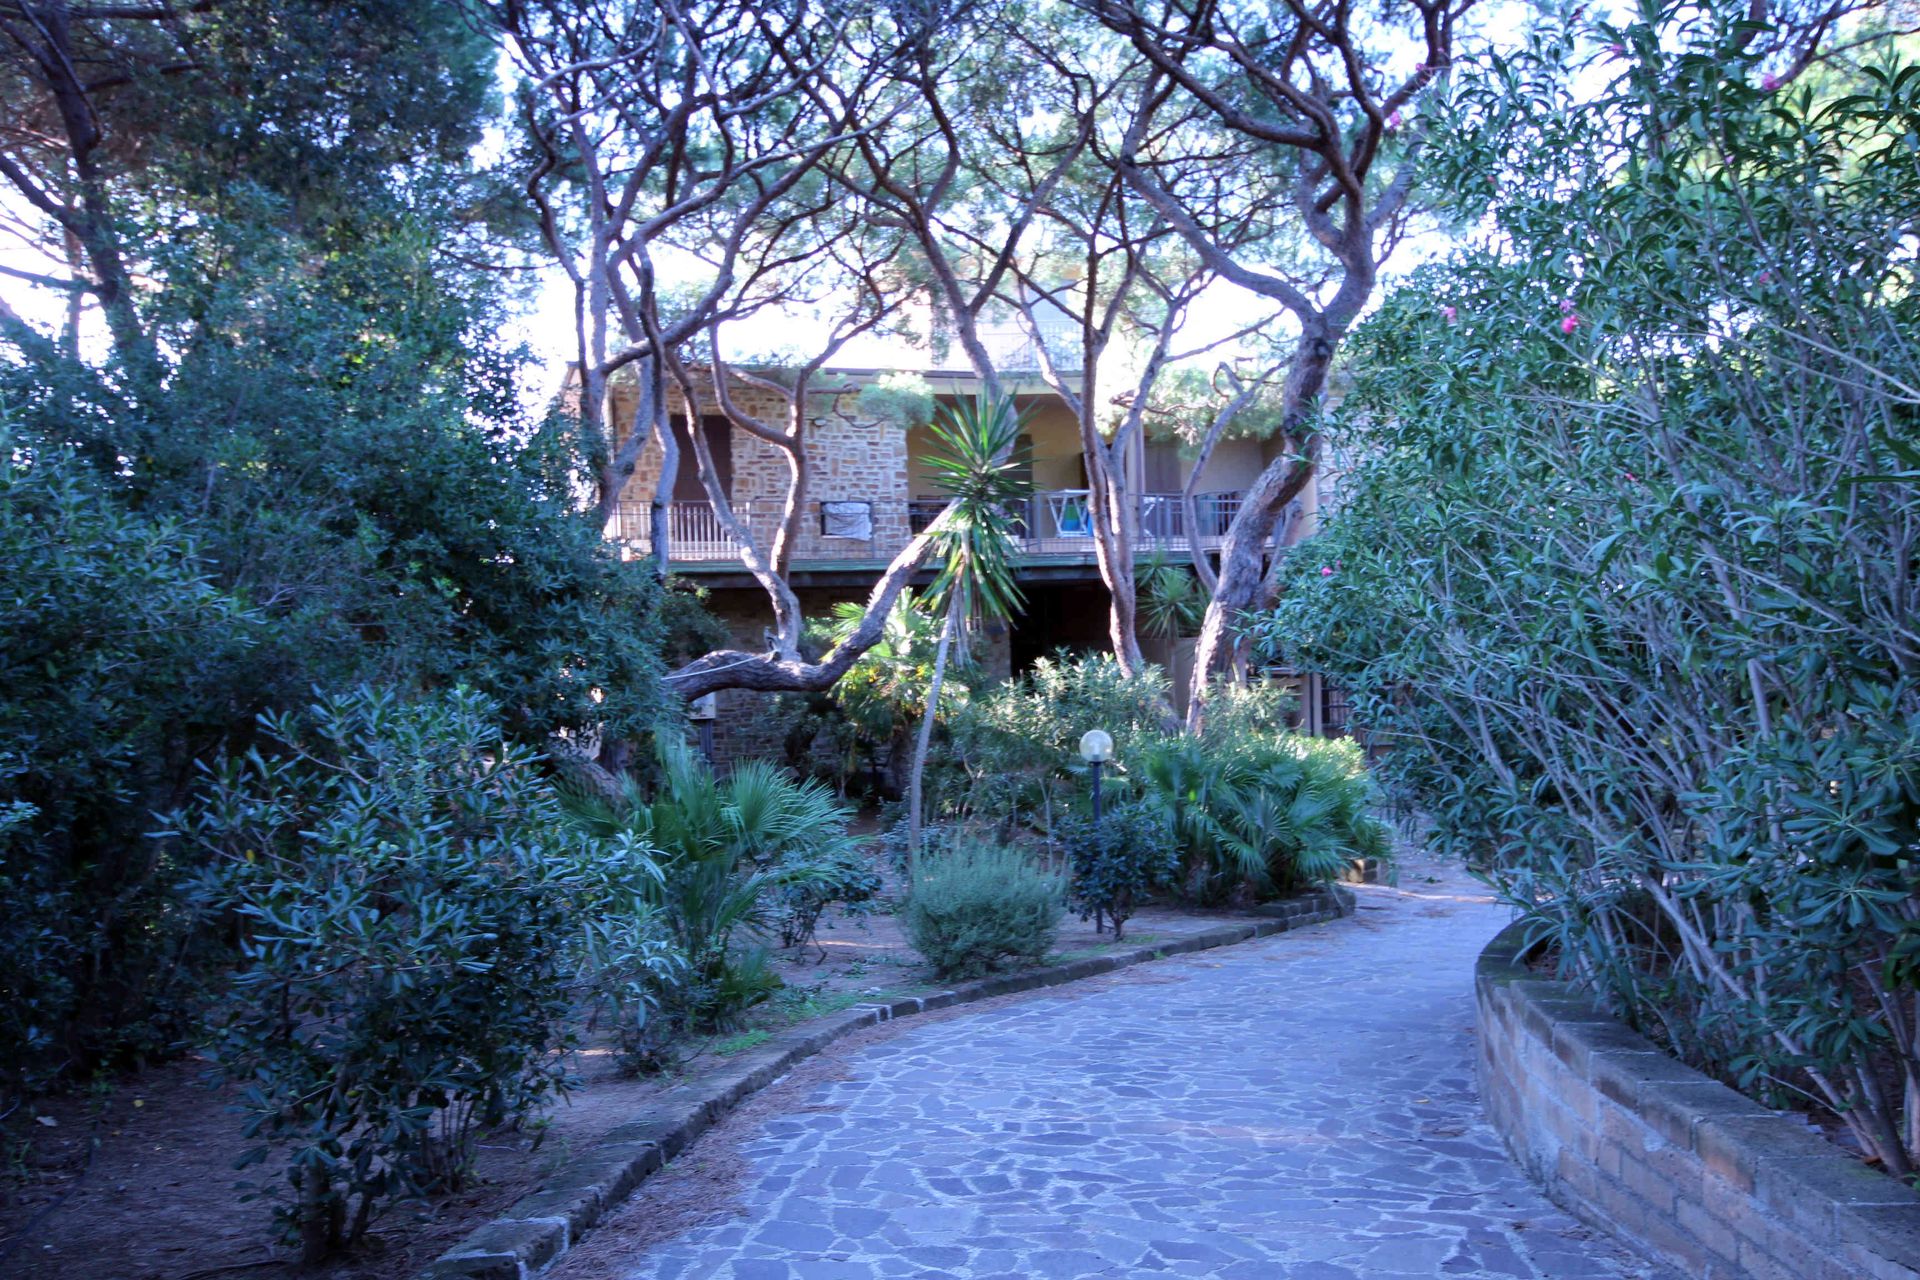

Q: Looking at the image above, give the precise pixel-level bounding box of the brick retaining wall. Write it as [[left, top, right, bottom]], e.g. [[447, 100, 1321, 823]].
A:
[[1476, 920, 1920, 1280]]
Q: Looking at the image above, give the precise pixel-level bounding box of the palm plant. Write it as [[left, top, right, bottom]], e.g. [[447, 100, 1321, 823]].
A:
[[1136, 549, 1207, 639], [1216, 757, 1349, 894], [1132, 730, 1385, 900], [561, 740, 851, 1030], [906, 395, 1033, 870]]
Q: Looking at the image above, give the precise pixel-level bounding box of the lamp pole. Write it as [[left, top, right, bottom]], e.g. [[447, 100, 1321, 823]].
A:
[[1078, 728, 1115, 931]]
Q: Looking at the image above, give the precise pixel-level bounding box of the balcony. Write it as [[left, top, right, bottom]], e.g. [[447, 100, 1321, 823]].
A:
[[606, 490, 1263, 569]]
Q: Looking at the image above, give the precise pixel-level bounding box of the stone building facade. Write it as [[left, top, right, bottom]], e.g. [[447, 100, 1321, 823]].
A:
[[606, 372, 913, 564], [597, 365, 1318, 768]]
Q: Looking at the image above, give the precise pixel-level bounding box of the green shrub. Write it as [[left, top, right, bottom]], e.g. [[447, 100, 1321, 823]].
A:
[[904, 843, 1064, 978], [171, 686, 649, 1261], [1254, 19, 1920, 1174], [1056, 802, 1176, 940], [946, 651, 1173, 828], [937, 652, 1380, 902], [562, 745, 854, 1038], [773, 846, 883, 954]]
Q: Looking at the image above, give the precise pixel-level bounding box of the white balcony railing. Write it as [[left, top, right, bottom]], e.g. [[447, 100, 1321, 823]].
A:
[[609, 490, 1275, 568]]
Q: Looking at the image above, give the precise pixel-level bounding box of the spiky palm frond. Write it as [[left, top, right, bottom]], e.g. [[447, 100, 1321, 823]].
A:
[[920, 395, 1032, 631], [1136, 549, 1206, 639]]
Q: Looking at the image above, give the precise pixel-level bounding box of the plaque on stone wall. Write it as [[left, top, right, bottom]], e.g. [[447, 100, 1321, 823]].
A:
[[820, 500, 873, 540]]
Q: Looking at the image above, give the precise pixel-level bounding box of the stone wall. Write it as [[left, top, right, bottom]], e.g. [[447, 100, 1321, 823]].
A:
[[1476, 921, 1920, 1280], [610, 373, 911, 561]]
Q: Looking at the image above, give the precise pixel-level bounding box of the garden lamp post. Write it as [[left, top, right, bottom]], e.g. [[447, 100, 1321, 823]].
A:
[[1079, 728, 1115, 934], [1080, 728, 1114, 826]]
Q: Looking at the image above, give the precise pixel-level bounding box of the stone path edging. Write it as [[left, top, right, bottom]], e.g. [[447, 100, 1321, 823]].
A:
[[422, 886, 1355, 1280], [1477, 919, 1920, 1280]]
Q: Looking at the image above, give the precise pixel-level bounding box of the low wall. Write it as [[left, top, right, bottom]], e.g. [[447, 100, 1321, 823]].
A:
[[1476, 920, 1920, 1280]]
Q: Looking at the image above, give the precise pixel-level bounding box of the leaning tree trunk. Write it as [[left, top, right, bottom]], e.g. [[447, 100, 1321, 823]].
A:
[[1185, 325, 1340, 729], [906, 604, 961, 877]]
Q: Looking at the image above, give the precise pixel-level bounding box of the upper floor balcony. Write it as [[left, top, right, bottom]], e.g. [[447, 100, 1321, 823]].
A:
[[605, 489, 1271, 570]]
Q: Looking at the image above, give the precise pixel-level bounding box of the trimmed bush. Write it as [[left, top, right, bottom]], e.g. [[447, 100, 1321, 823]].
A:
[[1056, 802, 1176, 940], [904, 843, 1065, 979]]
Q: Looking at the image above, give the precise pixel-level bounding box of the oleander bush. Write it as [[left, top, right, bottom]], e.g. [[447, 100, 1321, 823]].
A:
[[171, 687, 671, 1261], [1258, 11, 1920, 1174], [904, 842, 1066, 979]]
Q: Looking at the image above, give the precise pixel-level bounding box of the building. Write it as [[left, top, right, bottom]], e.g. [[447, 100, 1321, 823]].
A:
[[599, 329, 1328, 759]]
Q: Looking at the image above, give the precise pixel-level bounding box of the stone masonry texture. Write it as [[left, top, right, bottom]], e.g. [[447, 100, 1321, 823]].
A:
[[1477, 921, 1920, 1280], [592, 852, 1674, 1280]]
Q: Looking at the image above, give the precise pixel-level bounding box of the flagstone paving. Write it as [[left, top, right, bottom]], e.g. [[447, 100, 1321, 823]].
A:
[[612, 853, 1674, 1279]]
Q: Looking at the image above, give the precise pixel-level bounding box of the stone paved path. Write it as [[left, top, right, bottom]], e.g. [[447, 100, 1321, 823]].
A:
[[615, 853, 1674, 1280]]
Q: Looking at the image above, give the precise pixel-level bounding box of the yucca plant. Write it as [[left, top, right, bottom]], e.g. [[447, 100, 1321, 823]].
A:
[[905, 395, 1034, 871], [1136, 549, 1207, 639]]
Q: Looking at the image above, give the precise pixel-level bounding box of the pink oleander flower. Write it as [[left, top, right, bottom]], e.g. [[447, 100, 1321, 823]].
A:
[[1756, 268, 1772, 285], [1320, 566, 1335, 577], [1624, 471, 1639, 483], [1560, 297, 1577, 314], [1762, 72, 1780, 91], [1608, 42, 1625, 56], [1441, 304, 1457, 322], [1561, 314, 1580, 335], [1388, 110, 1404, 130]]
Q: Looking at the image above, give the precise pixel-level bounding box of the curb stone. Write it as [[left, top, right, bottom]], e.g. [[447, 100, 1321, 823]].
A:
[[421, 885, 1354, 1279]]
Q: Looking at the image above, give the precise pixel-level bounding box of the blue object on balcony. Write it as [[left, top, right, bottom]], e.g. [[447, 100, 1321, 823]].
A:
[[1046, 490, 1093, 537]]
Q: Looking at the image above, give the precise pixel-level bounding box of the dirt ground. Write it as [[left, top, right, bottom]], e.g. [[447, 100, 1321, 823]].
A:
[[0, 875, 1250, 1280]]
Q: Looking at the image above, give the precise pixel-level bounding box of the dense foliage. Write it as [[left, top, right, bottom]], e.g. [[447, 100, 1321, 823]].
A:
[[1261, 14, 1920, 1172], [945, 652, 1178, 828], [904, 842, 1067, 979], [169, 688, 663, 1261], [944, 653, 1384, 900], [0, 0, 682, 1097], [770, 596, 952, 798]]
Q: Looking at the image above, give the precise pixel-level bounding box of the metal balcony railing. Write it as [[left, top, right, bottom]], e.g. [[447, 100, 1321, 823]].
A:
[[606, 490, 1266, 567]]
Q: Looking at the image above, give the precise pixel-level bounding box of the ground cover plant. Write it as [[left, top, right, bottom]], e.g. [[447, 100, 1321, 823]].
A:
[[1261, 7, 1920, 1174]]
